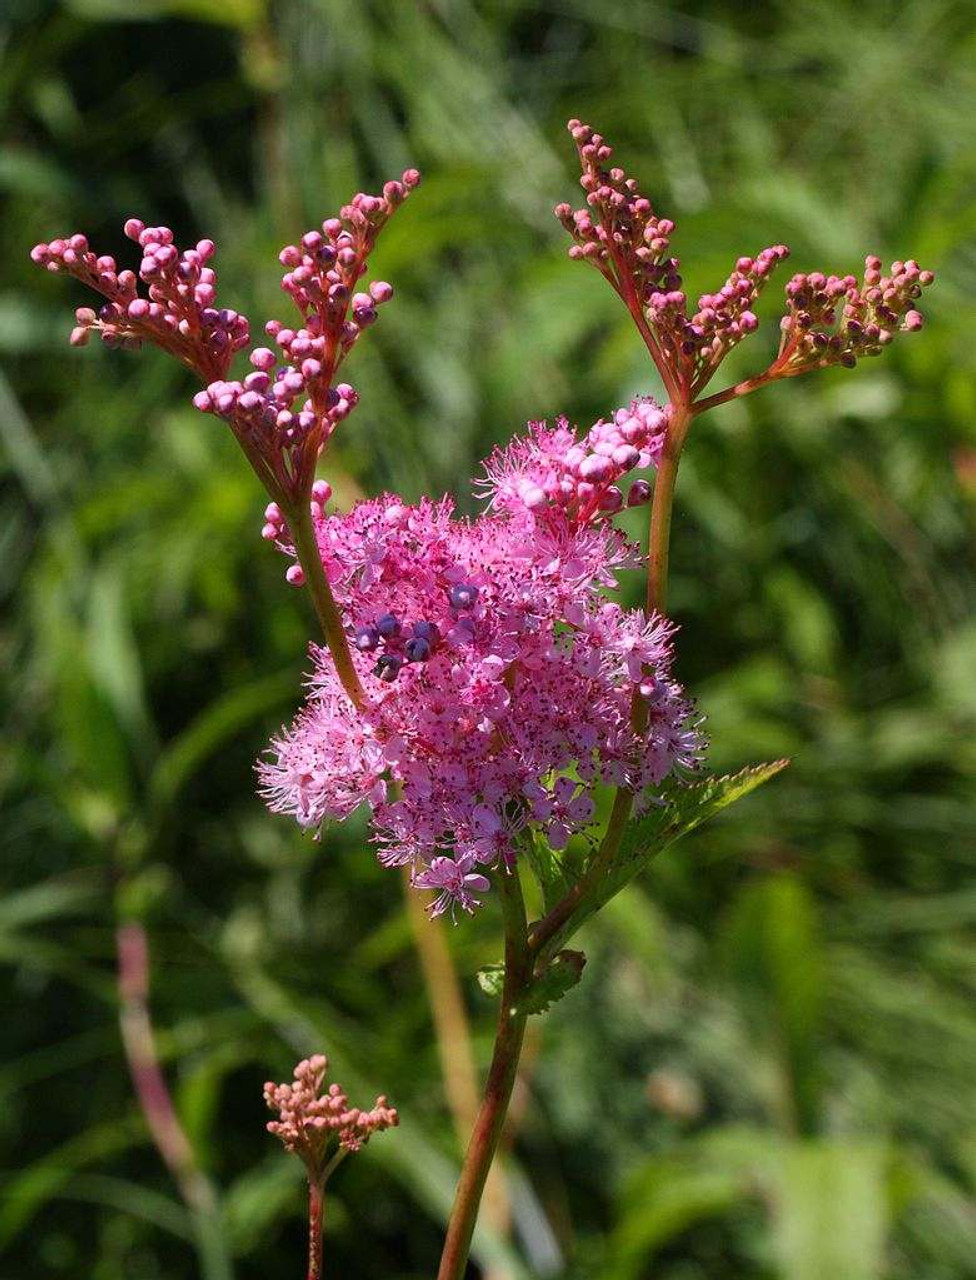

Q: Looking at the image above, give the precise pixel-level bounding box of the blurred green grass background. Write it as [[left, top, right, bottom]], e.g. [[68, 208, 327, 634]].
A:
[[2, 1, 976, 1277]]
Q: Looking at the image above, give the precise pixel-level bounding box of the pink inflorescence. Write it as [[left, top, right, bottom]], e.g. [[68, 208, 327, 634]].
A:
[[478, 399, 668, 520], [555, 120, 933, 397], [778, 257, 935, 371], [195, 172, 419, 503], [258, 408, 704, 917], [30, 222, 249, 383], [264, 1055, 398, 1182], [30, 170, 420, 507]]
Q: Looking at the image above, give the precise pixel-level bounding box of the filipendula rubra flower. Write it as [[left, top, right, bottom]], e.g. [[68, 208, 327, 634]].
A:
[[257, 422, 705, 915]]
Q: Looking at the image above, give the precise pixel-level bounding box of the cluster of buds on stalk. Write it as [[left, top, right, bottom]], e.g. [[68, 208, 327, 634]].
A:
[[31, 170, 420, 511], [194, 173, 418, 506], [30, 222, 249, 384], [479, 398, 667, 523], [264, 1055, 398, 1184], [556, 120, 934, 409]]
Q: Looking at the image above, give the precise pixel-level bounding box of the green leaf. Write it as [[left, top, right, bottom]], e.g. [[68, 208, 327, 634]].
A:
[[522, 826, 574, 911], [775, 1141, 888, 1280], [476, 963, 505, 998], [148, 669, 296, 816], [521, 949, 586, 1015], [549, 760, 790, 953]]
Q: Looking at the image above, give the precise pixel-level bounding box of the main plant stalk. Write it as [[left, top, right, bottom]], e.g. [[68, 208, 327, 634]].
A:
[[436, 871, 531, 1280]]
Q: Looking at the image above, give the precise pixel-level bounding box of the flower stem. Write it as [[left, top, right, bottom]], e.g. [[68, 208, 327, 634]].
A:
[[646, 404, 691, 616], [403, 869, 513, 1256], [286, 497, 366, 710], [437, 870, 531, 1280], [307, 1177, 325, 1280]]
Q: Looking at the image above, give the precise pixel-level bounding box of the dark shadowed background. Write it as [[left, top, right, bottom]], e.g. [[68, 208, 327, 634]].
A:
[[2, 1, 975, 1277]]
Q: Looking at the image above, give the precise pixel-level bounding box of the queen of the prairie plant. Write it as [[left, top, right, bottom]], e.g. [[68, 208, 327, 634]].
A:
[[32, 117, 933, 1280]]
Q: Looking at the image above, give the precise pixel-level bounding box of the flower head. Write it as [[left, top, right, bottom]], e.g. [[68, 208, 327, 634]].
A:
[[31, 171, 420, 507], [258, 417, 705, 918], [264, 1054, 398, 1183], [30, 223, 249, 383]]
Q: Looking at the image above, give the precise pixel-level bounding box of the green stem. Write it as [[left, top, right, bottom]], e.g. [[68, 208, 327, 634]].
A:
[[528, 786, 633, 964], [286, 498, 366, 710], [646, 405, 691, 617], [437, 870, 531, 1280]]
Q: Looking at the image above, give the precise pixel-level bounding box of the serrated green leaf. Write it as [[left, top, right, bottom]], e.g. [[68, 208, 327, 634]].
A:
[[547, 761, 790, 954], [521, 949, 586, 1015]]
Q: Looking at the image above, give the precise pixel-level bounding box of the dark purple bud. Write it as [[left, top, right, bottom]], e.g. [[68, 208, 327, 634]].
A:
[[627, 480, 652, 507], [449, 583, 479, 610], [354, 625, 379, 651], [376, 612, 400, 638], [411, 620, 440, 645], [374, 654, 402, 682], [405, 636, 431, 663]]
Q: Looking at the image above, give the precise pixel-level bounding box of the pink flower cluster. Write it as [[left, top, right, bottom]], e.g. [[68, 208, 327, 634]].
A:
[[195, 173, 418, 502], [779, 257, 934, 372], [30, 221, 249, 383], [264, 1055, 398, 1181], [556, 120, 933, 399], [259, 413, 704, 916], [30, 172, 419, 507], [478, 399, 668, 521]]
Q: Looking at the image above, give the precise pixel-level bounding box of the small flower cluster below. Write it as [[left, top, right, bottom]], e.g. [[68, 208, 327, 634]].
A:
[[264, 1055, 398, 1182]]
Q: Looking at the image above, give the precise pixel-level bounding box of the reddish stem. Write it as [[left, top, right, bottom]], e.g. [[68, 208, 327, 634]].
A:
[[436, 871, 531, 1280], [116, 923, 230, 1280], [307, 1178, 325, 1280]]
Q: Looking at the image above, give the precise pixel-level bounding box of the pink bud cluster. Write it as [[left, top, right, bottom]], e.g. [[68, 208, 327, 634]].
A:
[[554, 121, 793, 395], [259, 417, 704, 917], [193, 173, 419, 503], [264, 1055, 398, 1181], [31, 171, 420, 508], [478, 398, 668, 521], [30, 222, 249, 383], [556, 120, 933, 402], [778, 257, 934, 372]]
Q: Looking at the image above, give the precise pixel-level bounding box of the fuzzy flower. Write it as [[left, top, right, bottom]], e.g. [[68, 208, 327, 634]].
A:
[[478, 399, 668, 522], [414, 854, 492, 918], [264, 1055, 398, 1183], [258, 427, 705, 916]]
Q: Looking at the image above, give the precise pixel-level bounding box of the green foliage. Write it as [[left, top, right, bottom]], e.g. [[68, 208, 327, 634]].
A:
[[521, 950, 587, 1016], [545, 761, 790, 955], [3, 0, 975, 1277], [479, 950, 587, 1016]]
